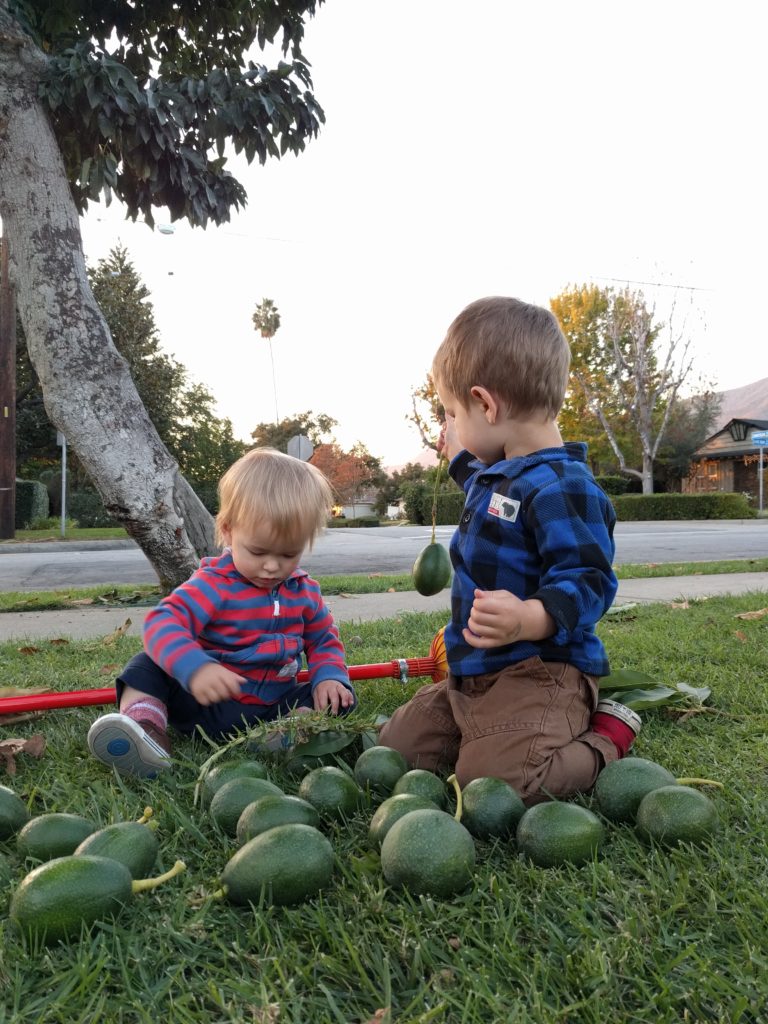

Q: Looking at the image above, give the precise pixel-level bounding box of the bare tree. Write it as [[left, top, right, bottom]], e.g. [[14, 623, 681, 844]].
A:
[[572, 287, 694, 494]]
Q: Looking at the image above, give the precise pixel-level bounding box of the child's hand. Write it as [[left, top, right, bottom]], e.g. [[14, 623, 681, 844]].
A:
[[313, 679, 355, 715], [437, 415, 461, 462], [463, 589, 555, 647], [189, 662, 245, 705]]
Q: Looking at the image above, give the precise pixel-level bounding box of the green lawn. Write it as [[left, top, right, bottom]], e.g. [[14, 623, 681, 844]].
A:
[[1, 596, 766, 1022]]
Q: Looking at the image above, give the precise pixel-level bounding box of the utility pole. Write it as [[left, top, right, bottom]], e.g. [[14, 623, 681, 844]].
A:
[[0, 235, 16, 539]]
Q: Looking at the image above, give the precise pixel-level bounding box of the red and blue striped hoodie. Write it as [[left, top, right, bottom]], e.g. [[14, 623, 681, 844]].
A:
[[143, 550, 350, 706]]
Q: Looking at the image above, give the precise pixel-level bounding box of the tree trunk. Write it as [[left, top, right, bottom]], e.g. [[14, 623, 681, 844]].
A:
[[0, 11, 215, 590], [641, 453, 654, 495]]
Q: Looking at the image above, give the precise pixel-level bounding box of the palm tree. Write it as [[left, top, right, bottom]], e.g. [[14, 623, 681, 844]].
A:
[[252, 298, 281, 425]]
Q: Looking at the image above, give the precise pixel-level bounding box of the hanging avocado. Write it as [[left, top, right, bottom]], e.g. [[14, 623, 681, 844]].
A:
[[412, 542, 451, 596]]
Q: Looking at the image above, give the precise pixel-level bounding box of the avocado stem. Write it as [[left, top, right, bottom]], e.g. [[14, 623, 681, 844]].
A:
[[136, 806, 154, 824], [211, 885, 228, 900], [675, 777, 724, 789], [447, 773, 463, 822], [131, 859, 186, 894]]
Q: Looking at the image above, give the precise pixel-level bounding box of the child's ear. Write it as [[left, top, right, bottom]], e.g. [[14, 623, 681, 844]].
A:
[[219, 521, 233, 545], [469, 385, 500, 424]]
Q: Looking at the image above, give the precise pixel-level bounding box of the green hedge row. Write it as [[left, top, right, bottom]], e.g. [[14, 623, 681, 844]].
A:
[[326, 516, 380, 528], [14, 479, 49, 528], [401, 483, 465, 526], [612, 492, 755, 521]]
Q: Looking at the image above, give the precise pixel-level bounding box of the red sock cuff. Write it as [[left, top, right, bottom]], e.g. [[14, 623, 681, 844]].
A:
[[591, 711, 636, 758]]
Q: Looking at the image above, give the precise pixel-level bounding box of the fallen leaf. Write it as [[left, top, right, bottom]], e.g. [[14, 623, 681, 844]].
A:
[[17, 646, 40, 655], [70, 598, 95, 606], [734, 607, 768, 621], [734, 631, 748, 643], [387, 587, 396, 592], [251, 1004, 280, 1024], [361, 1012, 389, 1024], [367, 573, 383, 578], [103, 618, 132, 644], [448, 936, 462, 950], [0, 733, 46, 774], [669, 600, 689, 610], [49, 637, 70, 646], [99, 664, 120, 675], [0, 712, 41, 726]]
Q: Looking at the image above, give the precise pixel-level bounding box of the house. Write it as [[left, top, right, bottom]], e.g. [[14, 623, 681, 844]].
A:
[[340, 491, 378, 519], [683, 418, 768, 497]]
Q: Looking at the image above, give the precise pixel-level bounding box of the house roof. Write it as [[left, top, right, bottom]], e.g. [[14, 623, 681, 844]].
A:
[[692, 418, 768, 459]]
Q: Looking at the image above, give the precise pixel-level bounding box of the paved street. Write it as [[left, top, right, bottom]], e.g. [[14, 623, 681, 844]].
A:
[[0, 520, 766, 591]]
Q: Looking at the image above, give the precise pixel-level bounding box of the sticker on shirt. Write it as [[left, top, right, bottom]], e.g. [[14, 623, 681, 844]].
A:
[[488, 492, 520, 522], [277, 659, 299, 679]]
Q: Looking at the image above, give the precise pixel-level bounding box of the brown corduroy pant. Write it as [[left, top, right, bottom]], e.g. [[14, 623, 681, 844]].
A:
[[378, 656, 618, 805]]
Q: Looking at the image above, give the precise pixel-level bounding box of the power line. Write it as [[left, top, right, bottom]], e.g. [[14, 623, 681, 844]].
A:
[[593, 275, 715, 292]]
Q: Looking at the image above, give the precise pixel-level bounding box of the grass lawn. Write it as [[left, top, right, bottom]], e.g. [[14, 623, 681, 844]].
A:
[[1, 595, 766, 1023]]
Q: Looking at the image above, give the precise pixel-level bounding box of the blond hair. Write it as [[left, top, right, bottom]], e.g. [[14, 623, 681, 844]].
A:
[[215, 448, 333, 549], [432, 296, 570, 419]]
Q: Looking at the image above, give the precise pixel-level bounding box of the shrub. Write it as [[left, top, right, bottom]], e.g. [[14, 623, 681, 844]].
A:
[[15, 478, 49, 528], [326, 516, 380, 529], [67, 490, 118, 528], [613, 492, 755, 521], [401, 483, 464, 525], [596, 475, 633, 495]]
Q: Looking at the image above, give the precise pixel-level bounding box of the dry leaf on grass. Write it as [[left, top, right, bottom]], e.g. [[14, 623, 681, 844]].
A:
[[17, 646, 40, 655], [669, 600, 690, 610], [0, 733, 46, 774], [734, 607, 768, 621], [734, 631, 748, 643], [49, 637, 70, 646], [361, 1012, 390, 1024], [102, 618, 132, 644]]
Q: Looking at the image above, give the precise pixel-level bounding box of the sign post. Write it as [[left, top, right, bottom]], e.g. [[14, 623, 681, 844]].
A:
[[287, 434, 314, 461], [56, 431, 67, 536], [752, 431, 768, 514]]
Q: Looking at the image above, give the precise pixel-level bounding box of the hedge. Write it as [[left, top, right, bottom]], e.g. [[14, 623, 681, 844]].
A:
[[612, 492, 755, 521], [15, 479, 49, 528], [402, 483, 465, 525], [67, 490, 118, 528], [326, 516, 380, 529]]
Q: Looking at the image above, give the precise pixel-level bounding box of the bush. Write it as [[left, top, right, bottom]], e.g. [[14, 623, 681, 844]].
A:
[[326, 516, 380, 529], [401, 482, 464, 525], [596, 475, 633, 496], [193, 483, 219, 516], [67, 489, 118, 528], [15, 478, 49, 528], [613, 492, 755, 521]]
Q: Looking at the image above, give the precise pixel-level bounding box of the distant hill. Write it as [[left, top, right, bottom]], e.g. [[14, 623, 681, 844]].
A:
[[385, 449, 438, 475], [712, 376, 768, 432]]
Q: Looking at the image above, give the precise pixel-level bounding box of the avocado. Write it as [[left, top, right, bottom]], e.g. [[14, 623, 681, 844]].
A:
[[459, 777, 525, 840], [297, 766, 362, 821], [16, 813, 97, 863], [368, 793, 437, 849], [593, 757, 677, 823], [516, 801, 604, 867], [10, 854, 185, 944], [0, 784, 30, 841], [236, 794, 320, 846], [200, 760, 269, 808], [74, 821, 159, 878], [392, 769, 448, 809], [220, 823, 333, 906], [353, 745, 409, 799], [635, 785, 719, 847], [209, 777, 284, 836], [380, 808, 476, 896], [412, 542, 452, 596]]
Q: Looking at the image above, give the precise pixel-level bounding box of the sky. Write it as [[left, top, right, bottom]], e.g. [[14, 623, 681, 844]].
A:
[[79, 0, 766, 469]]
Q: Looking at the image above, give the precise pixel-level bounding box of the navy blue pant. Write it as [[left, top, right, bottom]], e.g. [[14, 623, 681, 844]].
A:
[[117, 652, 321, 741]]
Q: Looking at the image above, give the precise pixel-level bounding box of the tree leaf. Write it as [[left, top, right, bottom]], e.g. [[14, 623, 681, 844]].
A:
[[599, 668, 659, 692], [292, 729, 356, 757], [604, 686, 681, 709]]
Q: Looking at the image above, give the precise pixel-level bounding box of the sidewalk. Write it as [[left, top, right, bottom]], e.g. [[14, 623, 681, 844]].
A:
[[0, 573, 766, 641]]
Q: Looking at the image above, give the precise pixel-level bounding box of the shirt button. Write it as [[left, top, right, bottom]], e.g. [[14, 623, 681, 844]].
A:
[[462, 512, 471, 523]]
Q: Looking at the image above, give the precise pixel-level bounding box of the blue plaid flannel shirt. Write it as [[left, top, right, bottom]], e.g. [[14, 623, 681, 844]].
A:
[[444, 442, 617, 678]]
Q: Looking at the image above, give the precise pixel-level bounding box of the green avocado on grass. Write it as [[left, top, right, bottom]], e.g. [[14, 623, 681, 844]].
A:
[[17, 813, 97, 863], [10, 855, 185, 944], [74, 821, 159, 879], [0, 785, 30, 841], [219, 823, 333, 907]]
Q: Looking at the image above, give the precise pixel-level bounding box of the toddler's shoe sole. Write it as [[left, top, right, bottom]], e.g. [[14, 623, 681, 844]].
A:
[[88, 713, 171, 778]]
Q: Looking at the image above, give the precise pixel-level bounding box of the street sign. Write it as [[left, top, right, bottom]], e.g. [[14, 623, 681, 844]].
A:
[[287, 434, 314, 461], [752, 431, 768, 446]]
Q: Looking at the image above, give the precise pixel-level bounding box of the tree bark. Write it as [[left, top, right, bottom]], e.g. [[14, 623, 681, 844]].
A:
[[0, 8, 215, 590]]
